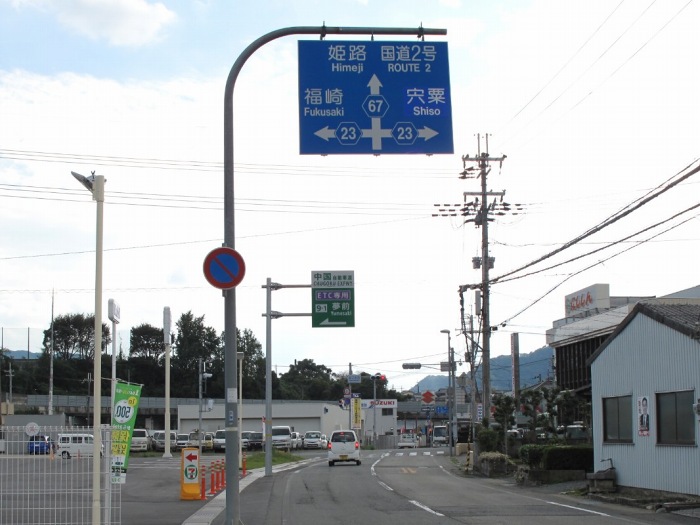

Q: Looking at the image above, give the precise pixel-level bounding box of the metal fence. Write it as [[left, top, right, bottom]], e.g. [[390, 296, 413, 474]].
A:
[[0, 426, 120, 525]]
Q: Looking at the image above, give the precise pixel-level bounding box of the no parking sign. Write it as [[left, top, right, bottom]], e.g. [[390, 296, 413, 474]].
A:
[[203, 247, 246, 289]]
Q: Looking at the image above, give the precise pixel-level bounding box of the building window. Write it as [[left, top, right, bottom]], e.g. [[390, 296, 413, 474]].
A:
[[381, 408, 393, 416], [657, 390, 695, 445], [602, 395, 632, 443]]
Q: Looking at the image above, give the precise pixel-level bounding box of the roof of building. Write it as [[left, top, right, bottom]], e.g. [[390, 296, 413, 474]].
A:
[[587, 301, 700, 366]]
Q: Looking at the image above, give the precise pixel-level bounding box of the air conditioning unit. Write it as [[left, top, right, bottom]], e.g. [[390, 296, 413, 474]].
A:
[[693, 401, 700, 417]]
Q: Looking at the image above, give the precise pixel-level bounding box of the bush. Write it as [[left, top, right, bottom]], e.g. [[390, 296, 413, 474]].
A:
[[477, 428, 500, 452], [519, 444, 545, 468], [542, 445, 593, 471]]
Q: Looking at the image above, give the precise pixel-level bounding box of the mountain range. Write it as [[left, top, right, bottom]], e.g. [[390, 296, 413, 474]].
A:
[[412, 345, 553, 393]]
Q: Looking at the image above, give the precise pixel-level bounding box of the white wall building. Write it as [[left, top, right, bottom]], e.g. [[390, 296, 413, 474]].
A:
[[589, 300, 700, 496], [177, 398, 398, 445]]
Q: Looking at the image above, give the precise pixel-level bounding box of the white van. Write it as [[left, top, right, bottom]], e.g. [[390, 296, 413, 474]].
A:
[[57, 433, 102, 459], [271, 426, 292, 452], [131, 429, 150, 452]]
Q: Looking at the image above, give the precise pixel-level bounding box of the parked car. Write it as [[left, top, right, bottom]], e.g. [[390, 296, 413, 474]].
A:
[[246, 431, 264, 451], [213, 429, 226, 452], [176, 433, 190, 450], [131, 429, 151, 452], [57, 433, 102, 459], [290, 431, 301, 450], [152, 431, 177, 452], [187, 430, 213, 449], [303, 431, 323, 449], [328, 430, 361, 466], [397, 433, 418, 449], [320, 434, 328, 449], [271, 426, 292, 452], [240, 431, 252, 450], [27, 434, 55, 455]]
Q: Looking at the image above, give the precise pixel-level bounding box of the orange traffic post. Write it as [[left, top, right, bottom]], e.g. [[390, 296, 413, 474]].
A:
[[222, 460, 226, 487], [209, 465, 217, 495], [200, 465, 207, 500]]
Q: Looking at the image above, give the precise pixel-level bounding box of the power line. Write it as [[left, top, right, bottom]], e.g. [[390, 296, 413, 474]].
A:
[[490, 159, 700, 286]]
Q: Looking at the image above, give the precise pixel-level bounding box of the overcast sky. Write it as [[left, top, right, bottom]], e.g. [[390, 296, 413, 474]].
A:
[[1, 0, 698, 392]]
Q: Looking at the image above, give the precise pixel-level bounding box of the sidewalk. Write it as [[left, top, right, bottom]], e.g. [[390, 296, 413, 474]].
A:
[[182, 458, 322, 525]]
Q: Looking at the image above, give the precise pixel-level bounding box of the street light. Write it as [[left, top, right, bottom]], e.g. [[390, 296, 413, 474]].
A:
[[71, 170, 105, 525], [440, 329, 454, 457]]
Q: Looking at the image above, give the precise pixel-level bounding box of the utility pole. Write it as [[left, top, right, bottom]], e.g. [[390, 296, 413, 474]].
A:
[[459, 133, 507, 422], [6, 362, 13, 404], [84, 372, 92, 425], [348, 363, 353, 430]]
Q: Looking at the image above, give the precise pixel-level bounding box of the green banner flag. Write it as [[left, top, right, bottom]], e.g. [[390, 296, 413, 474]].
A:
[[111, 381, 142, 484]]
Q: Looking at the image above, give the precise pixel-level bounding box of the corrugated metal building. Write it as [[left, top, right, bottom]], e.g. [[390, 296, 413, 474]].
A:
[[588, 300, 700, 496]]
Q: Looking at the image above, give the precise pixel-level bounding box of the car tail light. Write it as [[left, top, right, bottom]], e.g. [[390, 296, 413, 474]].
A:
[[355, 441, 359, 449], [328, 442, 332, 450]]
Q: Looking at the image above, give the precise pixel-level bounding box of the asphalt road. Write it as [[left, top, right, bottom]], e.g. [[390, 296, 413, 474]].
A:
[[227, 449, 700, 525]]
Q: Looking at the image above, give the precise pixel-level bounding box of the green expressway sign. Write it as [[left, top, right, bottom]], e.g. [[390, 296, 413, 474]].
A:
[[312, 271, 354, 328]]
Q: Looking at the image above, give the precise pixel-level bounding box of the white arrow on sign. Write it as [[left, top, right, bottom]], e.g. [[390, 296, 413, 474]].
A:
[[367, 74, 382, 95], [418, 127, 439, 140], [314, 126, 336, 141], [320, 319, 347, 326]]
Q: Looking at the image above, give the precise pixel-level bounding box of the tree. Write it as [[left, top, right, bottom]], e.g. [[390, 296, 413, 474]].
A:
[[41, 313, 111, 361], [236, 328, 268, 399], [279, 359, 337, 400], [130, 324, 165, 362], [520, 389, 546, 441], [171, 311, 222, 398]]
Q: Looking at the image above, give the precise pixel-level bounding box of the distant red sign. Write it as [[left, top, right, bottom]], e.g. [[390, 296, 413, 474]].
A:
[[421, 391, 435, 404]]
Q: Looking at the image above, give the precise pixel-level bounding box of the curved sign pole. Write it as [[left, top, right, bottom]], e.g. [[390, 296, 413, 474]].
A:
[[223, 24, 446, 524]]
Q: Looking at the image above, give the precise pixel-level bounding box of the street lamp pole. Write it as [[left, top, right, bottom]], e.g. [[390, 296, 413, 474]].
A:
[[373, 376, 377, 445], [440, 330, 453, 456], [72, 171, 104, 525]]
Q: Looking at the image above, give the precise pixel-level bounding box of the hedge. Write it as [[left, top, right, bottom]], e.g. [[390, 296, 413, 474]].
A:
[[542, 445, 593, 471], [520, 444, 593, 471]]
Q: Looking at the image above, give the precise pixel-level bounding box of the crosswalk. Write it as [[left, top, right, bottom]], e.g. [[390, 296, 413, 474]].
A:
[[128, 449, 446, 470]]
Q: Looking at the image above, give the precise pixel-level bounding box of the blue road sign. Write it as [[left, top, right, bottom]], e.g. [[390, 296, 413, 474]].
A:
[[203, 247, 246, 290], [298, 40, 453, 155], [435, 405, 448, 416]]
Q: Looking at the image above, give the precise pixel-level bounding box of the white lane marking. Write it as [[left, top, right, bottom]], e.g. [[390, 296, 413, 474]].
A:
[[377, 480, 394, 492], [409, 500, 444, 516], [547, 501, 611, 517]]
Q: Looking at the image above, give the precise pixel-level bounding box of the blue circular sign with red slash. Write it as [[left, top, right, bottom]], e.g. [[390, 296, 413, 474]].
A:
[[203, 247, 246, 290]]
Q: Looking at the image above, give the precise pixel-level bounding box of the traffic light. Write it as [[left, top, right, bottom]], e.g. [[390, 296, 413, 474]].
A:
[[372, 373, 386, 381]]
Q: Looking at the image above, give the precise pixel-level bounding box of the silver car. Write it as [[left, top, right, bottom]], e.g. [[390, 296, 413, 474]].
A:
[[303, 431, 322, 449]]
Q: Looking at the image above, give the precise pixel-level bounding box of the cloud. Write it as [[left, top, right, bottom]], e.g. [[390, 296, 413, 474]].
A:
[[11, 0, 177, 47]]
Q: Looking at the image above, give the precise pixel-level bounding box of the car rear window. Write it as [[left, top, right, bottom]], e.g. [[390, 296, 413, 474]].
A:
[[331, 431, 356, 443]]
